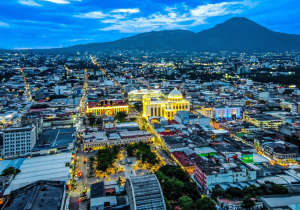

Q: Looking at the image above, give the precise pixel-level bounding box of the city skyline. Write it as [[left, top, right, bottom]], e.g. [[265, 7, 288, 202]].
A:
[[1, 0, 300, 49]]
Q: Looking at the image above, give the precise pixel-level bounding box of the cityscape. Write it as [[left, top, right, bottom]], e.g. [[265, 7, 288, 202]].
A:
[[1, 0, 300, 210]]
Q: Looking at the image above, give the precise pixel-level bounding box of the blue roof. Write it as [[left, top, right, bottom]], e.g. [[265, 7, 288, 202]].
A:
[[6, 158, 25, 169]]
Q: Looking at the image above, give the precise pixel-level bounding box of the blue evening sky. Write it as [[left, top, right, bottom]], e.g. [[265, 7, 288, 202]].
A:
[[0, 0, 299, 49]]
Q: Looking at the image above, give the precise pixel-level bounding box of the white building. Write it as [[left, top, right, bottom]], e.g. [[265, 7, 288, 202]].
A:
[[54, 85, 67, 95], [2, 124, 37, 159], [128, 89, 163, 101]]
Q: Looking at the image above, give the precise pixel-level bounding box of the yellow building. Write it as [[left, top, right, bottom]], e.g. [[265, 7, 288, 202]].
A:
[[198, 106, 214, 118], [86, 100, 129, 116], [244, 113, 285, 131], [143, 88, 190, 120]]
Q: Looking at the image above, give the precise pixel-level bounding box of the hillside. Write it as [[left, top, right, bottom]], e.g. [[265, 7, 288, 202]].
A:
[[40, 17, 300, 53]]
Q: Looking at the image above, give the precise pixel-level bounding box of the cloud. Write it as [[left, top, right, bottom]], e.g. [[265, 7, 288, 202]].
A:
[[190, 1, 243, 17], [19, 0, 42, 6], [42, 0, 71, 4], [67, 38, 93, 42], [0, 21, 10, 27], [74, 11, 108, 19], [111, 8, 140, 14], [100, 0, 256, 33]]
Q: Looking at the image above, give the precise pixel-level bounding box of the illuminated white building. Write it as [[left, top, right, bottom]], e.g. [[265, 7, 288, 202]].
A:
[[128, 89, 163, 101], [143, 88, 190, 120]]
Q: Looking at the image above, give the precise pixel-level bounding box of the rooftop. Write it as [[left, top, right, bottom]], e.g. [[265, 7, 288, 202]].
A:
[[34, 128, 75, 148], [4, 153, 72, 195], [127, 175, 165, 210], [3, 180, 65, 210]]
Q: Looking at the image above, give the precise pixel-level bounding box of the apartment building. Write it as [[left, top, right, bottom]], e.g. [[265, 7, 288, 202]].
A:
[[2, 124, 37, 159]]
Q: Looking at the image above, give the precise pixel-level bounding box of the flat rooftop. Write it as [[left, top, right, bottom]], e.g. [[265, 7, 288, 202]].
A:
[[260, 194, 300, 208], [4, 153, 72, 195], [34, 128, 75, 148], [4, 181, 65, 210]]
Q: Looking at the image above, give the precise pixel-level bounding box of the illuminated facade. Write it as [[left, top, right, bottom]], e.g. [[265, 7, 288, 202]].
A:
[[86, 100, 129, 116], [244, 114, 285, 131], [143, 88, 190, 120], [128, 89, 163, 101], [214, 106, 241, 120], [199, 106, 214, 118]]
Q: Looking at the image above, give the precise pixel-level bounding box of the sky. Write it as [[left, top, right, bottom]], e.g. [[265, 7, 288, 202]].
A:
[[0, 0, 300, 49]]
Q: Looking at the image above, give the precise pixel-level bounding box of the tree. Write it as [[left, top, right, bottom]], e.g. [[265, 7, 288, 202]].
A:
[[134, 102, 143, 112], [115, 111, 128, 123], [178, 196, 194, 210], [164, 197, 172, 210], [96, 117, 103, 126], [195, 197, 217, 210], [183, 181, 201, 202], [211, 184, 224, 201], [241, 196, 255, 210], [89, 156, 95, 162], [116, 177, 122, 187], [1, 167, 20, 176], [210, 118, 216, 122], [87, 113, 96, 126]]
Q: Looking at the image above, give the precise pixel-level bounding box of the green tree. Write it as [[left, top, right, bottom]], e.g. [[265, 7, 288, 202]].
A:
[[164, 197, 172, 210], [87, 113, 96, 126], [116, 177, 122, 187], [178, 196, 194, 210], [211, 184, 224, 201], [96, 117, 103, 126], [241, 196, 255, 210], [89, 156, 95, 162], [195, 197, 217, 210], [115, 111, 128, 123], [183, 181, 201, 202], [1, 167, 20, 176]]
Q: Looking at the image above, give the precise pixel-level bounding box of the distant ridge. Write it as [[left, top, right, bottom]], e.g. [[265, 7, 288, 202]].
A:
[[38, 17, 300, 53]]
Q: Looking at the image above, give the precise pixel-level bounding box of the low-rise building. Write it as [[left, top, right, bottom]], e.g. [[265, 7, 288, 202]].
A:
[[84, 130, 153, 150], [244, 114, 285, 130], [279, 123, 300, 137], [128, 89, 163, 101], [254, 137, 299, 165], [86, 100, 129, 116], [172, 151, 195, 174], [2, 180, 67, 210], [194, 158, 256, 193]]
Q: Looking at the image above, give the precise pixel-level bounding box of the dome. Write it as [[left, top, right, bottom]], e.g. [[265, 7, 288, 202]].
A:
[[168, 87, 183, 98]]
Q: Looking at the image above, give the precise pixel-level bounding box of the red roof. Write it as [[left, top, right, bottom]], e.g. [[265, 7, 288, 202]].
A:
[[168, 120, 179, 125], [87, 100, 127, 108], [172, 151, 194, 167], [159, 131, 176, 136]]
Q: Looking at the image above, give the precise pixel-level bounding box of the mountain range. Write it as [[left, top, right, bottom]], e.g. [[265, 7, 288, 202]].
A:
[[39, 17, 300, 53]]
